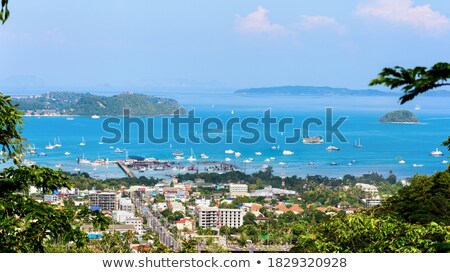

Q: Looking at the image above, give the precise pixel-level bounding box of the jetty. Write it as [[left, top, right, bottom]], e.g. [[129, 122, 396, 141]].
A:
[[116, 161, 136, 178]]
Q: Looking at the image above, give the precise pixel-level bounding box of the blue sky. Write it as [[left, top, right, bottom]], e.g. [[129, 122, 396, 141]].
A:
[[1, 0, 450, 93]]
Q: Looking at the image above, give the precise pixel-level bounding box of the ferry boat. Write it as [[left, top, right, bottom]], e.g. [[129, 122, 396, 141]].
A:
[[326, 146, 340, 151], [282, 150, 294, 155], [430, 148, 443, 156], [302, 136, 323, 144]]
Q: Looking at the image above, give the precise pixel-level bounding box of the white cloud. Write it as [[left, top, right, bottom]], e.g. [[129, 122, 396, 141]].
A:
[[235, 6, 287, 34], [296, 16, 345, 34], [355, 0, 450, 32]]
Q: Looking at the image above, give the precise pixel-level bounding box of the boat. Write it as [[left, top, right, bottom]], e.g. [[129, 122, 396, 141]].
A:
[[174, 155, 184, 160], [326, 146, 340, 151], [38, 152, 47, 156], [114, 148, 124, 153], [23, 159, 36, 166], [55, 163, 63, 168], [264, 158, 271, 162], [255, 152, 262, 156], [398, 159, 406, 164], [271, 145, 277, 150], [54, 137, 62, 147], [414, 105, 420, 111], [45, 142, 55, 150], [80, 137, 86, 146], [442, 160, 449, 164], [77, 155, 91, 165], [73, 168, 81, 172], [302, 136, 323, 144], [269, 157, 276, 160], [91, 115, 100, 119], [262, 164, 269, 169], [234, 152, 241, 157], [330, 162, 338, 166], [413, 164, 424, 167], [231, 110, 234, 115], [64, 151, 71, 155], [347, 162, 353, 166], [430, 148, 443, 156], [225, 149, 234, 154], [200, 153, 209, 159], [282, 150, 294, 155], [307, 162, 315, 165], [353, 138, 363, 148], [98, 137, 104, 145], [66, 117, 74, 120], [172, 151, 184, 156], [27, 144, 36, 154], [187, 148, 197, 162], [243, 159, 252, 163], [278, 162, 286, 165], [225, 157, 231, 162]]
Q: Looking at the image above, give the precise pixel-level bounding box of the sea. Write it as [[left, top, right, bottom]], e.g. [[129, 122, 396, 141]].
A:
[[5, 90, 450, 180]]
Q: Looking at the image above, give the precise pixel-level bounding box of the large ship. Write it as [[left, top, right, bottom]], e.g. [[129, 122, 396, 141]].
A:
[[302, 136, 323, 144]]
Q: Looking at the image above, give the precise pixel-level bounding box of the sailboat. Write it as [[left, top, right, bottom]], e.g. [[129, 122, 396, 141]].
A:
[[54, 137, 62, 147], [98, 137, 104, 145], [414, 105, 420, 111], [187, 148, 197, 162], [80, 137, 86, 146], [353, 138, 363, 148], [45, 142, 55, 150]]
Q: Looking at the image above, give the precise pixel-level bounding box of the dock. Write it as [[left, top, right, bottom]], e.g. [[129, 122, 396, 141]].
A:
[[116, 161, 136, 178]]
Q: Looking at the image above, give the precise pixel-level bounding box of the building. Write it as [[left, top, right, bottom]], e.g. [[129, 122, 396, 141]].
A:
[[249, 185, 296, 198], [125, 217, 143, 234], [89, 191, 118, 211], [119, 197, 135, 213], [196, 205, 244, 228], [175, 218, 195, 231], [112, 210, 135, 223], [229, 183, 249, 197], [43, 194, 60, 204]]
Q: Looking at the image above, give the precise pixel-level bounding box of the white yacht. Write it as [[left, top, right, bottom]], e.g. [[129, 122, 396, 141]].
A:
[[174, 155, 184, 160], [398, 159, 406, 164], [430, 148, 444, 156], [282, 150, 294, 155], [64, 151, 71, 155], [278, 162, 286, 165], [234, 152, 241, 157], [326, 146, 340, 151], [200, 153, 209, 159], [442, 160, 449, 164], [225, 157, 231, 162], [264, 158, 271, 162], [269, 157, 276, 160], [91, 115, 100, 119], [255, 152, 262, 156], [225, 149, 234, 154]]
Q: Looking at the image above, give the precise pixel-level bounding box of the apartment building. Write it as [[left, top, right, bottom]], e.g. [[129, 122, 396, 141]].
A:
[[89, 191, 118, 211], [196, 205, 244, 228]]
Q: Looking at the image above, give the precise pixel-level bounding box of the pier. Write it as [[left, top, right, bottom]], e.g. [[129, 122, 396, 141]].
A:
[[116, 161, 136, 178]]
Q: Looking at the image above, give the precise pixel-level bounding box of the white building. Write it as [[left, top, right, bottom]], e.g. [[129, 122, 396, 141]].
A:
[[229, 183, 249, 197], [119, 197, 135, 213], [196, 205, 244, 228], [125, 217, 143, 234], [43, 194, 60, 204], [112, 210, 135, 223]]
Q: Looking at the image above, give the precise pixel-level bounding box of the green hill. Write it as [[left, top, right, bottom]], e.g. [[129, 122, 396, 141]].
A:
[[379, 110, 419, 123], [13, 92, 183, 116]]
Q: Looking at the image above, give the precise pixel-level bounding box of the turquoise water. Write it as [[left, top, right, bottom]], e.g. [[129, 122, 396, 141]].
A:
[[7, 92, 450, 180]]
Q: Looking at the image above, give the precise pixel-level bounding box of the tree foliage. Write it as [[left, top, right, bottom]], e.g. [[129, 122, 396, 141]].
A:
[[370, 62, 450, 104], [0, 0, 9, 24]]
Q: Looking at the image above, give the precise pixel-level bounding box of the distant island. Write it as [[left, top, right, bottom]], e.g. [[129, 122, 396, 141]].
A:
[[379, 110, 419, 123], [13, 92, 183, 116], [235, 85, 450, 97]]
